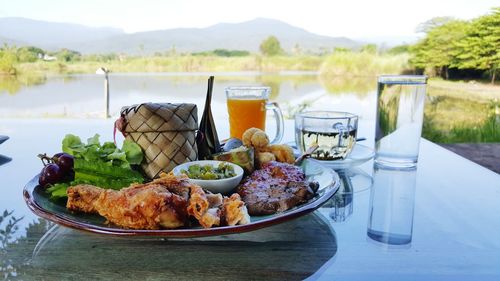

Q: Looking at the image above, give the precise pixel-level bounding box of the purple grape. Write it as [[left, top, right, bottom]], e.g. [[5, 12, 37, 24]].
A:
[[39, 163, 63, 187], [53, 153, 74, 173], [38, 173, 49, 187]]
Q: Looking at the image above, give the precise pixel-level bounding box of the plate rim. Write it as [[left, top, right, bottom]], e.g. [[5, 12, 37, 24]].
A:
[[23, 160, 340, 238]]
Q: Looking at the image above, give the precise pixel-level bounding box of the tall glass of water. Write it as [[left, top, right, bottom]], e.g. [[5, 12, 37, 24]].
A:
[[375, 75, 427, 168]]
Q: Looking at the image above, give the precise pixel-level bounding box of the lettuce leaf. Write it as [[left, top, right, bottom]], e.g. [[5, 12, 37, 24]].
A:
[[50, 134, 146, 199], [62, 134, 83, 155], [87, 134, 101, 146], [100, 142, 117, 155], [107, 149, 128, 163], [122, 139, 143, 165], [60, 134, 144, 167]]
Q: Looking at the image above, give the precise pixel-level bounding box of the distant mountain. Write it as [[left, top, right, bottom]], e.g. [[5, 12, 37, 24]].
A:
[[0, 35, 28, 47], [0, 17, 360, 54], [0, 17, 124, 50]]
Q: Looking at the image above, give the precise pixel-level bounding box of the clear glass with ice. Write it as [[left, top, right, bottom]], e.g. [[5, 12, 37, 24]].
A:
[[375, 75, 427, 169]]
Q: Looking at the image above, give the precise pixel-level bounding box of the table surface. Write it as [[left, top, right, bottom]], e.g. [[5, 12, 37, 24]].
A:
[[1, 118, 499, 281]]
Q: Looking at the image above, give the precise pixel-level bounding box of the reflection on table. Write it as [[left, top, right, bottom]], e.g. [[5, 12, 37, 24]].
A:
[[367, 165, 417, 245], [2, 212, 336, 280], [327, 168, 373, 222], [0, 135, 11, 166]]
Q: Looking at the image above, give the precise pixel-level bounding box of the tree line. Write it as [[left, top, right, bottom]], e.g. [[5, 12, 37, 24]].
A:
[[410, 7, 499, 83]]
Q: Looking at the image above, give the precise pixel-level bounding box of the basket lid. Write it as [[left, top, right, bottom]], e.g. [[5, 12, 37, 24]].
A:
[[121, 103, 198, 133]]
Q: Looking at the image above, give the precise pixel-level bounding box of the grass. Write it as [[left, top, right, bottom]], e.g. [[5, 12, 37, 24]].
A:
[[319, 52, 410, 77], [16, 55, 324, 75], [427, 78, 500, 102], [423, 114, 500, 143], [423, 78, 500, 143], [15, 52, 408, 77]]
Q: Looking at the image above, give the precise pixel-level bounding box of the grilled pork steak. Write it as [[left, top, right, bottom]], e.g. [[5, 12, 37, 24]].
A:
[[236, 161, 319, 215]]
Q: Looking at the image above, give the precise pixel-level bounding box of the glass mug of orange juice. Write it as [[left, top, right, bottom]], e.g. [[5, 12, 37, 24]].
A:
[[226, 86, 284, 143]]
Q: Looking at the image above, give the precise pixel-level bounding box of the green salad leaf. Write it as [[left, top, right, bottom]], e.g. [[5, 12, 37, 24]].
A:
[[61, 134, 143, 168], [87, 134, 100, 146], [122, 139, 143, 165], [46, 183, 71, 200], [48, 134, 146, 199], [62, 134, 83, 155]]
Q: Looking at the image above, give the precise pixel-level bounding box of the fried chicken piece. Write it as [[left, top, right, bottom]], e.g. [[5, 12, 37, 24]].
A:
[[265, 144, 295, 164], [66, 173, 251, 229], [99, 184, 188, 229], [66, 184, 103, 213], [222, 193, 250, 226], [134, 172, 191, 200], [67, 183, 188, 230], [189, 191, 225, 228], [67, 173, 193, 230], [199, 208, 221, 228], [187, 186, 209, 221]]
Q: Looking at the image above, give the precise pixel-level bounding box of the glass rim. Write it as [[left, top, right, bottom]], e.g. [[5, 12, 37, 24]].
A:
[[295, 110, 358, 120], [225, 86, 271, 92], [378, 75, 428, 83]]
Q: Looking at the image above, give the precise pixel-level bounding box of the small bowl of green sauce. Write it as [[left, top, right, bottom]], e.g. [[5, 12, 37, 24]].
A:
[[173, 160, 244, 194]]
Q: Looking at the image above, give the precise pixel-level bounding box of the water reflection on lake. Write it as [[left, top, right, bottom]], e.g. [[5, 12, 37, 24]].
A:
[[0, 72, 377, 121]]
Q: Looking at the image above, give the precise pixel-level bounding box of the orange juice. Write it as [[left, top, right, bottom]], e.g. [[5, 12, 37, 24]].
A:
[[227, 98, 266, 139]]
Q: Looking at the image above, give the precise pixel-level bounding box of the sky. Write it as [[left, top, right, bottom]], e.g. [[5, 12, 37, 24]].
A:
[[0, 0, 497, 39]]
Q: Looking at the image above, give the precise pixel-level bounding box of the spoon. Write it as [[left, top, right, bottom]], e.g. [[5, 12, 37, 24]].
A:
[[294, 144, 319, 166]]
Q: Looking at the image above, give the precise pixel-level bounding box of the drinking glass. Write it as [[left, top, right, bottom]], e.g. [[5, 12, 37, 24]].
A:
[[295, 111, 358, 160], [375, 75, 427, 168], [226, 86, 284, 143], [367, 164, 417, 245]]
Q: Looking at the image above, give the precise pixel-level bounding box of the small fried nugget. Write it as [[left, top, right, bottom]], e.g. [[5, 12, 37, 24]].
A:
[[242, 127, 269, 149], [256, 152, 276, 167], [268, 144, 295, 164], [242, 128, 260, 147], [251, 131, 269, 149]]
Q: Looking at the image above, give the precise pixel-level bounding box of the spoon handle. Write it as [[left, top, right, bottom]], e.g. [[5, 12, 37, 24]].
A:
[[294, 144, 319, 166]]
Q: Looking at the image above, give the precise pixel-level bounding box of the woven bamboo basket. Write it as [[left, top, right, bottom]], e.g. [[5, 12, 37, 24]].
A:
[[120, 103, 198, 179]]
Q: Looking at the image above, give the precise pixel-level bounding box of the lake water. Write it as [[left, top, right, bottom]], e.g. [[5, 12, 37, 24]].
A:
[[0, 72, 375, 119], [0, 72, 498, 143]]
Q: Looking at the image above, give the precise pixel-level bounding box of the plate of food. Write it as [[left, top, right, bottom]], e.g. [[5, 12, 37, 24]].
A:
[[23, 129, 340, 238]]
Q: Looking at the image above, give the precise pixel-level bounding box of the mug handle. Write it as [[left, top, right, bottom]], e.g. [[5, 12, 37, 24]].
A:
[[265, 102, 284, 144]]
